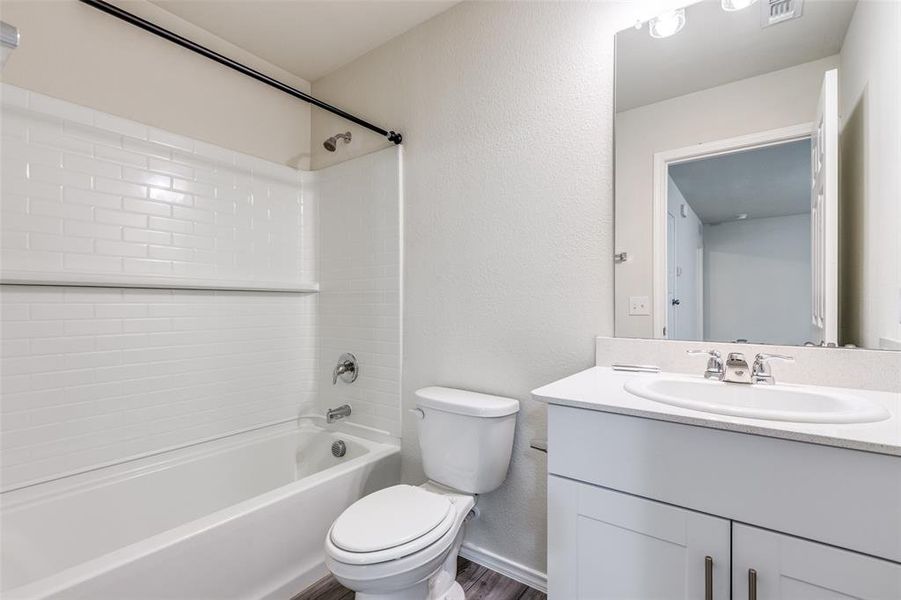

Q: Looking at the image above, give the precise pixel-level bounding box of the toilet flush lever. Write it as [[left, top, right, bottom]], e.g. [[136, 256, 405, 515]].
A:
[[530, 439, 548, 453], [409, 408, 425, 420]]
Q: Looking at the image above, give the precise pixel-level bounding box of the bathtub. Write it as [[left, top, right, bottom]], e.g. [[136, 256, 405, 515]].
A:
[[0, 422, 400, 599]]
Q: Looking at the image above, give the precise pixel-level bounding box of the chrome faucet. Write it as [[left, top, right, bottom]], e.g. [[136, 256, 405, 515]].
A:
[[326, 404, 352, 424], [723, 352, 752, 384], [687, 349, 724, 379], [688, 349, 793, 384], [332, 353, 358, 385], [751, 353, 794, 385]]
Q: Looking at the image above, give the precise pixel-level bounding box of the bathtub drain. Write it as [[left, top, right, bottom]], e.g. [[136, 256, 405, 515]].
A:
[[331, 440, 347, 458]]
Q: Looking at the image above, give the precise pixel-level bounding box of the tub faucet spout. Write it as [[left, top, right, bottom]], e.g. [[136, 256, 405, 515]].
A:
[[326, 404, 352, 424]]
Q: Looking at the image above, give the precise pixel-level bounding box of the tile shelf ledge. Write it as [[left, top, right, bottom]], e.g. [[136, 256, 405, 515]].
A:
[[0, 271, 319, 293]]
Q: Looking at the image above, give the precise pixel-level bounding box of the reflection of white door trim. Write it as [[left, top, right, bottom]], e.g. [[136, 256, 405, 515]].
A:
[[811, 69, 839, 346], [696, 246, 704, 340], [651, 123, 814, 339]]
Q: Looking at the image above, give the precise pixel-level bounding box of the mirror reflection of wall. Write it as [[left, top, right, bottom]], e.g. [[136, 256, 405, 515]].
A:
[[614, 0, 901, 351]]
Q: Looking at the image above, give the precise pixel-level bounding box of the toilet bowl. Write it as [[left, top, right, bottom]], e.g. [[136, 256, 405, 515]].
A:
[[324, 387, 519, 600], [325, 483, 474, 600]]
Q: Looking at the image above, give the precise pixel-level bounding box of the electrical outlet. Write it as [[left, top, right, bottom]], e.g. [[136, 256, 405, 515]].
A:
[[629, 296, 650, 316]]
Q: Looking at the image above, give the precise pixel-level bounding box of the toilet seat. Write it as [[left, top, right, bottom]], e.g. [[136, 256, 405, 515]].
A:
[[327, 485, 457, 565]]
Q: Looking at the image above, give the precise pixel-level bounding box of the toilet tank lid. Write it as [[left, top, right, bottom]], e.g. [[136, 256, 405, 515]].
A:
[[415, 386, 520, 417]]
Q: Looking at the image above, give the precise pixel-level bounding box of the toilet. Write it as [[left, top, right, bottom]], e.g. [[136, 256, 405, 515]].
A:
[[324, 386, 520, 600]]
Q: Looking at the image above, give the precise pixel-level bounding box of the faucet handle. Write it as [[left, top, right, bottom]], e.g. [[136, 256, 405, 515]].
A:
[[752, 353, 794, 384], [754, 352, 794, 363], [333, 353, 358, 385], [687, 349, 724, 379], [687, 349, 722, 358]]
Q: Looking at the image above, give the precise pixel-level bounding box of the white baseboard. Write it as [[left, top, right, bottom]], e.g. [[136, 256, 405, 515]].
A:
[[459, 542, 547, 593]]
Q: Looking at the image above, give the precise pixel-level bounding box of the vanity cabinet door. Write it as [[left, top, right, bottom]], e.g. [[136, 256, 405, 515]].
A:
[[732, 524, 901, 600], [548, 475, 730, 600]]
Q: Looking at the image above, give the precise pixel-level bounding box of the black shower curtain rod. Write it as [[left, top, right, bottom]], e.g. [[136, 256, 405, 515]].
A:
[[78, 0, 403, 145]]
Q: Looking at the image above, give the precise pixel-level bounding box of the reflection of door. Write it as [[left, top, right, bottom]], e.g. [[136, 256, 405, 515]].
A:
[[667, 191, 702, 341], [667, 211, 677, 338], [811, 68, 839, 345]]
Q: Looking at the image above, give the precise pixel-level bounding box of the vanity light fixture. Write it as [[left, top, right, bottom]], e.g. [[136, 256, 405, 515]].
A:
[[722, 0, 758, 11], [648, 9, 686, 39]]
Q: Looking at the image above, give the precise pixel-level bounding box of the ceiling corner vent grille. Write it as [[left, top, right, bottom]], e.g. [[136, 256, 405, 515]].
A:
[[761, 0, 804, 27]]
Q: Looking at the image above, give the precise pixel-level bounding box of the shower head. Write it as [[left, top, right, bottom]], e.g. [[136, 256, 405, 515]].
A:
[[323, 132, 352, 152], [1, 21, 20, 70]]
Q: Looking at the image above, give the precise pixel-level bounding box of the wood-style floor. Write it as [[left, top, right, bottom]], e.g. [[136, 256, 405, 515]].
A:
[[293, 558, 546, 600]]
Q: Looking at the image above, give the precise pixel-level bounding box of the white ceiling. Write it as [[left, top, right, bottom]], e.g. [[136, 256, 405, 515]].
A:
[[669, 139, 811, 224], [616, 0, 857, 111], [149, 0, 459, 82]]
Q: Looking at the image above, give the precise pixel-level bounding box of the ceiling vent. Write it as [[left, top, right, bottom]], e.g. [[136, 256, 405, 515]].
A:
[[761, 0, 804, 27]]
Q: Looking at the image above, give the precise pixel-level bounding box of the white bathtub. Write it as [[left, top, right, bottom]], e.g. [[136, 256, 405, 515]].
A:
[[0, 422, 400, 599]]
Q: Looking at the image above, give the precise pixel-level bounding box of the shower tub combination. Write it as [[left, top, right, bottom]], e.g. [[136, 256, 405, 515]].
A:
[[1, 422, 399, 599]]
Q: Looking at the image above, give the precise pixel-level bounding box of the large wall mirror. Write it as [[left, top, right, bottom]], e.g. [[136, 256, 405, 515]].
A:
[[614, 0, 900, 351]]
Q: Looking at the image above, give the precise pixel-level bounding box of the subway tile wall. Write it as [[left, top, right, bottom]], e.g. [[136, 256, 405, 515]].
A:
[[1, 286, 317, 490], [0, 85, 319, 490], [316, 148, 402, 437], [0, 84, 316, 288]]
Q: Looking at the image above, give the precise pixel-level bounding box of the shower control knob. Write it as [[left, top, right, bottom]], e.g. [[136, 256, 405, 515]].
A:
[[332, 353, 358, 385]]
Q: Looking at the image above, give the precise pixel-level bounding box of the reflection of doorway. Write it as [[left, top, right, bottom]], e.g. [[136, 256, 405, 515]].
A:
[[669, 139, 814, 345], [651, 68, 838, 346], [653, 124, 819, 344]]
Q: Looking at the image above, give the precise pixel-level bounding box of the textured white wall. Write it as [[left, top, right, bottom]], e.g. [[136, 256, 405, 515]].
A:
[[0, 87, 318, 490], [615, 56, 838, 339], [703, 214, 813, 346], [315, 147, 402, 437], [838, 0, 901, 350], [307, 1, 671, 576]]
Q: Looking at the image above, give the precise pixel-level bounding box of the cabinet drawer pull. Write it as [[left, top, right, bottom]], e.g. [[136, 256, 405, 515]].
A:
[[704, 556, 713, 600], [748, 568, 757, 600]]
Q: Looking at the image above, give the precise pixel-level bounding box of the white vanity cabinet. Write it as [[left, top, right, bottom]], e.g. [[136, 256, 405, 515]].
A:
[[549, 476, 901, 600], [548, 476, 730, 600], [545, 403, 901, 600], [731, 525, 901, 600]]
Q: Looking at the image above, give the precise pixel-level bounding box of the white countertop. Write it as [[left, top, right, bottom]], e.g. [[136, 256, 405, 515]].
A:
[[533, 366, 901, 457]]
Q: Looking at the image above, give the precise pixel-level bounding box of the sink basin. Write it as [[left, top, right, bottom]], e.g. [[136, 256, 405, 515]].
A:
[[623, 377, 890, 424]]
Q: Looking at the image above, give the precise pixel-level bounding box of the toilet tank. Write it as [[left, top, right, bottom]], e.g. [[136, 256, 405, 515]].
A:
[[414, 387, 519, 495]]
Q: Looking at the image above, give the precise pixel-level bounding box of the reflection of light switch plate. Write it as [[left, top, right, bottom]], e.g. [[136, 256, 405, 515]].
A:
[[629, 296, 650, 316]]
